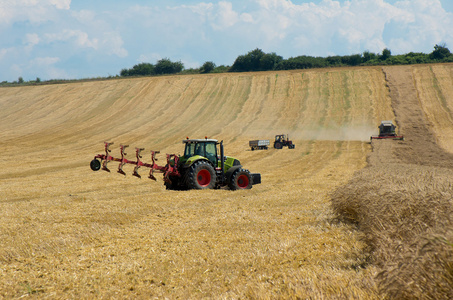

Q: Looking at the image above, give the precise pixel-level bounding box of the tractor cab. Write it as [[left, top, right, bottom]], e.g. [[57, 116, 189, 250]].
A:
[[182, 138, 241, 173], [274, 134, 295, 149], [275, 134, 286, 143], [378, 121, 397, 136], [183, 138, 219, 166]]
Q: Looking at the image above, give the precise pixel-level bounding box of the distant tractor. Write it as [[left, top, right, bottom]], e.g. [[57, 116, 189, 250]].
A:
[[370, 121, 404, 140], [274, 134, 295, 149], [249, 139, 270, 150], [90, 138, 261, 190]]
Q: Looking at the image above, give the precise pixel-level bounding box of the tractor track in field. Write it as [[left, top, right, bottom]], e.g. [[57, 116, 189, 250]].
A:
[[378, 65, 453, 169]]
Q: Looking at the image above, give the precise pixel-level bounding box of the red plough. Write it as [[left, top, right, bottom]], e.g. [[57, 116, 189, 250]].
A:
[[90, 142, 180, 182], [91, 138, 261, 190]]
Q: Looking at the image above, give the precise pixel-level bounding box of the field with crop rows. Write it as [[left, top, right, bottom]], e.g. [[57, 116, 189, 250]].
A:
[[0, 64, 452, 298]]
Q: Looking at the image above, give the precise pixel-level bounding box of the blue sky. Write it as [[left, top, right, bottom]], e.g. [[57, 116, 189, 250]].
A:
[[1, 0, 452, 82]]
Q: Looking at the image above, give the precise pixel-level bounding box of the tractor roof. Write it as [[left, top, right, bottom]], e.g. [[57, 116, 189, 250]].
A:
[[381, 120, 395, 126], [183, 139, 218, 144]]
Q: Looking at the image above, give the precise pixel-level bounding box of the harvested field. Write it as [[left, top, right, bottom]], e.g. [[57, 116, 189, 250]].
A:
[[332, 64, 453, 299], [0, 64, 452, 298]]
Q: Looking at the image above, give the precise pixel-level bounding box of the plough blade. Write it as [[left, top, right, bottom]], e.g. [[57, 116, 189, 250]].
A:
[[117, 144, 129, 175]]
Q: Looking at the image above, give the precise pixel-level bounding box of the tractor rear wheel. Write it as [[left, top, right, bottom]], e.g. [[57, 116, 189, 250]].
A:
[[229, 169, 252, 190], [165, 175, 182, 190], [185, 160, 216, 189], [274, 142, 282, 149]]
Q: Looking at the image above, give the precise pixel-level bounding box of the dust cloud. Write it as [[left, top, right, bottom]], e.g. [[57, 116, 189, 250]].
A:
[[246, 125, 377, 143], [297, 125, 377, 142]]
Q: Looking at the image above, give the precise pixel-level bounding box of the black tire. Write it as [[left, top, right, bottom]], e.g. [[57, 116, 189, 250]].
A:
[[289, 144, 295, 149], [228, 168, 252, 190], [274, 142, 282, 149], [90, 159, 101, 171], [185, 160, 216, 190], [165, 175, 181, 190]]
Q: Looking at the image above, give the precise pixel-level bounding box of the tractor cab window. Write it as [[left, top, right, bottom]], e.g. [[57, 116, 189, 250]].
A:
[[275, 135, 284, 142], [381, 125, 394, 134], [184, 143, 197, 157], [194, 143, 204, 156], [185, 142, 206, 157], [205, 142, 217, 165], [184, 141, 217, 165]]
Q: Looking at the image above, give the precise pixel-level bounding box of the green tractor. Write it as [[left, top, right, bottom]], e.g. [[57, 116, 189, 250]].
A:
[[90, 138, 261, 190], [166, 138, 261, 190]]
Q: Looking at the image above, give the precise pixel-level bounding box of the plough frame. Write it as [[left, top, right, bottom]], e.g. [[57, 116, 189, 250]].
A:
[[91, 142, 180, 182]]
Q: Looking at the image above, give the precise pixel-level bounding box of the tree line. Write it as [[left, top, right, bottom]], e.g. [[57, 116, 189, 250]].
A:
[[119, 44, 452, 77], [2, 44, 451, 86]]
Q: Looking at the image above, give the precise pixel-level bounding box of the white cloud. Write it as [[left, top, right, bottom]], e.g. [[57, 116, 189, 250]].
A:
[[255, 0, 295, 10], [24, 33, 40, 52], [72, 9, 96, 23], [1, 0, 453, 82], [242, 0, 453, 55], [44, 29, 98, 49], [50, 0, 71, 10], [240, 12, 254, 23], [383, 0, 453, 53], [0, 48, 8, 60], [31, 56, 60, 66], [101, 32, 128, 57], [0, 0, 71, 25], [211, 1, 240, 29]]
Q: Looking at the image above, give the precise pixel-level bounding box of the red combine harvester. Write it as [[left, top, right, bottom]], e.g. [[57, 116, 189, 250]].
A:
[[370, 121, 404, 140]]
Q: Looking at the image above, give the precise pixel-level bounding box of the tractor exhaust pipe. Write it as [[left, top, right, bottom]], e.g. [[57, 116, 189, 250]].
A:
[[220, 140, 225, 184]]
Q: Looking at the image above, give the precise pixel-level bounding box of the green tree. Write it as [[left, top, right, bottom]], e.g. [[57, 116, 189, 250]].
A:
[[260, 52, 283, 70], [430, 43, 451, 60], [275, 56, 327, 70], [230, 49, 283, 72], [120, 63, 155, 76], [380, 48, 392, 60], [341, 54, 362, 66], [230, 48, 266, 72], [200, 61, 216, 73], [154, 58, 184, 75], [18, 77, 24, 84], [362, 51, 377, 62], [326, 56, 343, 66]]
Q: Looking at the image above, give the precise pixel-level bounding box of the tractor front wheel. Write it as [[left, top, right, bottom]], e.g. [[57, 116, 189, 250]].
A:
[[185, 160, 216, 189], [229, 169, 252, 190]]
